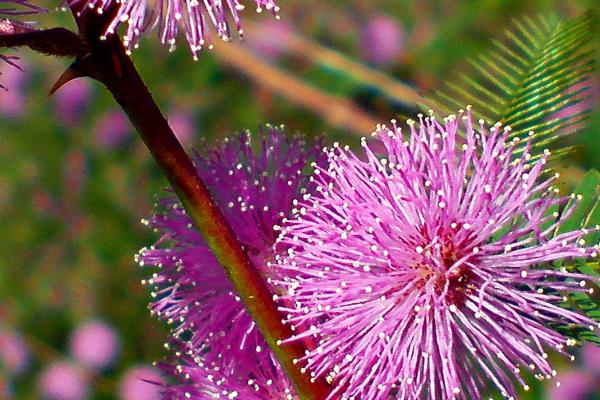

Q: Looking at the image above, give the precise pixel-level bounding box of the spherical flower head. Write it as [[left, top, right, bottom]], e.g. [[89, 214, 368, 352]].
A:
[[39, 361, 89, 400], [0, 56, 27, 117], [276, 109, 600, 400], [53, 79, 93, 127], [0, 329, 30, 375], [245, 18, 292, 61], [119, 365, 163, 400], [167, 111, 196, 145], [581, 342, 600, 375], [547, 370, 596, 400], [361, 14, 404, 66], [137, 127, 324, 394], [0, 1, 40, 89], [70, 320, 120, 370], [93, 110, 132, 150], [159, 341, 295, 399], [67, 0, 279, 58]]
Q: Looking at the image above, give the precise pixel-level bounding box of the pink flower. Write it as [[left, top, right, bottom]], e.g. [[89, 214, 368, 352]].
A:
[[0, 329, 30, 375], [118, 365, 163, 400], [167, 111, 196, 145], [547, 370, 596, 400], [39, 361, 89, 400], [0, 56, 27, 118], [67, 0, 279, 58], [138, 128, 324, 397], [276, 109, 599, 399], [93, 110, 132, 150], [361, 15, 404, 65], [70, 320, 120, 370], [53, 79, 93, 127]]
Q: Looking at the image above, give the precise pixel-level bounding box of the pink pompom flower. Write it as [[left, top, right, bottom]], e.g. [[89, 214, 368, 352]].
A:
[[137, 127, 324, 397], [70, 320, 120, 370], [39, 361, 89, 400], [119, 365, 163, 400], [67, 0, 279, 59], [0, 329, 30, 375], [275, 109, 600, 399]]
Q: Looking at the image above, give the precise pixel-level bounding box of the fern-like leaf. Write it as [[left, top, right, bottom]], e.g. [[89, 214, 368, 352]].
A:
[[426, 12, 597, 156], [552, 170, 600, 345]]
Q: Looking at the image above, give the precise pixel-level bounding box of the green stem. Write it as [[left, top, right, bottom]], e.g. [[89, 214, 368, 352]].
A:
[[0, 13, 333, 399], [68, 10, 332, 399]]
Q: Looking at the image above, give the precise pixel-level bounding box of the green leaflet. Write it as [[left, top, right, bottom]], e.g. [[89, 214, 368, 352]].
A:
[[554, 170, 600, 345], [425, 12, 597, 157]]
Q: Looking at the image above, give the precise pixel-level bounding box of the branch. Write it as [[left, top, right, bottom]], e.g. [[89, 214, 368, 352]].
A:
[[244, 21, 425, 107], [0, 16, 333, 400], [0, 26, 87, 57], [213, 41, 379, 134]]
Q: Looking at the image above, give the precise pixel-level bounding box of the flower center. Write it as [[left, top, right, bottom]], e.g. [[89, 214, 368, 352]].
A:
[[413, 241, 475, 308]]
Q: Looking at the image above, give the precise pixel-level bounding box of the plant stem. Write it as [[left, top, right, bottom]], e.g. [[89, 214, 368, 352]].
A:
[[1, 15, 332, 399], [69, 14, 332, 400]]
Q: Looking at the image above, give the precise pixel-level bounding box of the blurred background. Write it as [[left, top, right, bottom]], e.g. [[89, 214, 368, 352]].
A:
[[1, 0, 599, 398]]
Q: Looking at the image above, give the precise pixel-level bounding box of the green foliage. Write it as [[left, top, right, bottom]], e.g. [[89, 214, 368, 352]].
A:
[[554, 170, 600, 345], [426, 12, 598, 156]]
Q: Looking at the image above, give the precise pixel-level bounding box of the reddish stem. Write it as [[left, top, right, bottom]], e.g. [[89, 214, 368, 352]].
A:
[[0, 10, 333, 399]]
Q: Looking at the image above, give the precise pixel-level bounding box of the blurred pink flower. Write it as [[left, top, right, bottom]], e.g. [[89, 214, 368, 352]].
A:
[[53, 79, 93, 127], [67, 0, 279, 58], [553, 77, 599, 125], [0, 57, 27, 118], [361, 15, 404, 66], [119, 366, 163, 400], [70, 320, 120, 370], [39, 361, 89, 400], [245, 19, 292, 60], [581, 343, 600, 376], [63, 150, 88, 201], [167, 111, 196, 146], [0, 329, 30, 374], [548, 370, 596, 400], [93, 110, 132, 150]]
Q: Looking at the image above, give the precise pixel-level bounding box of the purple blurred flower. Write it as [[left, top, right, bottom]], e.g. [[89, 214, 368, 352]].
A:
[[67, 0, 279, 58], [276, 109, 599, 399], [581, 343, 600, 376], [160, 345, 293, 399], [167, 111, 196, 145], [70, 320, 120, 370], [93, 110, 131, 150], [0, 1, 40, 89], [0, 329, 30, 374], [53, 79, 93, 127], [118, 365, 163, 400], [361, 15, 404, 65], [0, 57, 27, 118], [39, 361, 89, 400], [547, 370, 596, 400], [245, 18, 292, 60], [552, 77, 599, 133], [137, 128, 324, 396]]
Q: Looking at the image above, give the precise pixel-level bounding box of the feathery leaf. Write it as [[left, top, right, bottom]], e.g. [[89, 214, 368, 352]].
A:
[[425, 12, 598, 157]]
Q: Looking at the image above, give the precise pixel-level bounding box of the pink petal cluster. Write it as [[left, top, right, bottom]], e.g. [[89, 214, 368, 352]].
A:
[[0, 329, 30, 375], [119, 365, 163, 400], [275, 109, 600, 399], [137, 128, 324, 397], [159, 341, 294, 399], [39, 361, 89, 400], [69, 320, 120, 370], [67, 0, 279, 58]]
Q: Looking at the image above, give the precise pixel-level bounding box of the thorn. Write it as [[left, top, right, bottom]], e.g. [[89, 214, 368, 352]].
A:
[[49, 63, 83, 96]]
